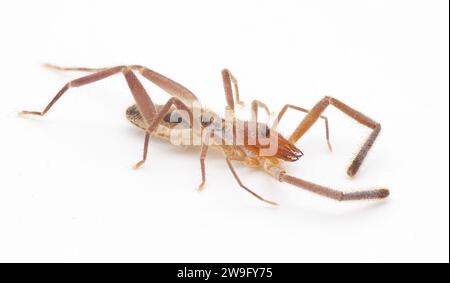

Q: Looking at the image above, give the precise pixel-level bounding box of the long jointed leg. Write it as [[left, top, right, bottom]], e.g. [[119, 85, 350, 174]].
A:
[[221, 69, 244, 112], [20, 66, 126, 116], [133, 133, 150, 170], [20, 65, 191, 168], [226, 158, 278, 206], [289, 96, 381, 176], [20, 66, 159, 123], [145, 97, 193, 135], [138, 66, 199, 105], [279, 172, 389, 201], [44, 63, 200, 105], [198, 142, 209, 191], [125, 70, 195, 169], [197, 130, 217, 191], [272, 104, 332, 151]]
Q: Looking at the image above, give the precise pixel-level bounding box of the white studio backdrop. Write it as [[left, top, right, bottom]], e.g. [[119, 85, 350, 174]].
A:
[[0, 0, 448, 262]]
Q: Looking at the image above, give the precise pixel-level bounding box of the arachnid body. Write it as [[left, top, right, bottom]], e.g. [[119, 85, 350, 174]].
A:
[[20, 64, 389, 205]]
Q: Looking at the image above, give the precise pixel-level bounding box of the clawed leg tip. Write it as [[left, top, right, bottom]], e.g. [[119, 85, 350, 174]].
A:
[[197, 183, 205, 192], [346, 168, 357, 177], [43, 63, 59, 70], [378, 189, 390, 199], [265, 200, 279, 206], [327, 143, 333, 152], [133, 161, 146, 170]]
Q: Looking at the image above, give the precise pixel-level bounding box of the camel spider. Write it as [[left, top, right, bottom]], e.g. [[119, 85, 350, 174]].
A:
[[20, 64, 389, 206]]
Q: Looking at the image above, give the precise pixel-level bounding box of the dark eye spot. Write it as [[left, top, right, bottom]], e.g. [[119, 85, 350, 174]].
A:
[[201, 115, 214, 127], [258, 125, 270, 137], [163, 111, 183, 124]]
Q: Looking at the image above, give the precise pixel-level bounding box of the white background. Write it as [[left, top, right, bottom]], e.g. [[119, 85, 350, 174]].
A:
[[0, 0, 448, 263]]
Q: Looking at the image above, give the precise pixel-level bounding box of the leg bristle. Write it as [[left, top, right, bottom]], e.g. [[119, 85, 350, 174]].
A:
[[280, 173, 389, 202], [341, 188, 390, 201]]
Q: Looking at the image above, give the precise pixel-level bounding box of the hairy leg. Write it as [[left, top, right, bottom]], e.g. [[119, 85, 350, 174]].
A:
[[289, 97, 380, 176], [279, 172, 389, 201]]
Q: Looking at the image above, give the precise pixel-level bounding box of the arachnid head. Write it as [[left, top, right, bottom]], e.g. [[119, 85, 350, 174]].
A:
[[243, 122, 303, 162]]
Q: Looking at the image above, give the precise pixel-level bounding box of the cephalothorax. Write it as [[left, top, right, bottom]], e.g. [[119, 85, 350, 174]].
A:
[[20, 64, 389, 205]]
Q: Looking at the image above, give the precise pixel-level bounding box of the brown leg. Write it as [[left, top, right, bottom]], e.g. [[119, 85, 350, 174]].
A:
[[44, 63, 200, 105], [279, 172, 389, 201], [221, 68, 244, 112], [198, 142, 209, 191], [250, 100, 271, 122], [225, 158, 278, 206], [130, 96, 194, 174], [272, 104, 332, 151], [289, 97, 380, 176], [133, 133, 150, 170], [145, 97, 193, 138], [197, 129, 214, 191], [20, 66, 127, 116], [20, 66, 166, 168], [39, 65, 202, 182], [122, 69, 158, 123], [137, 66, 199, 105], [20, 66, 159, 122]]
